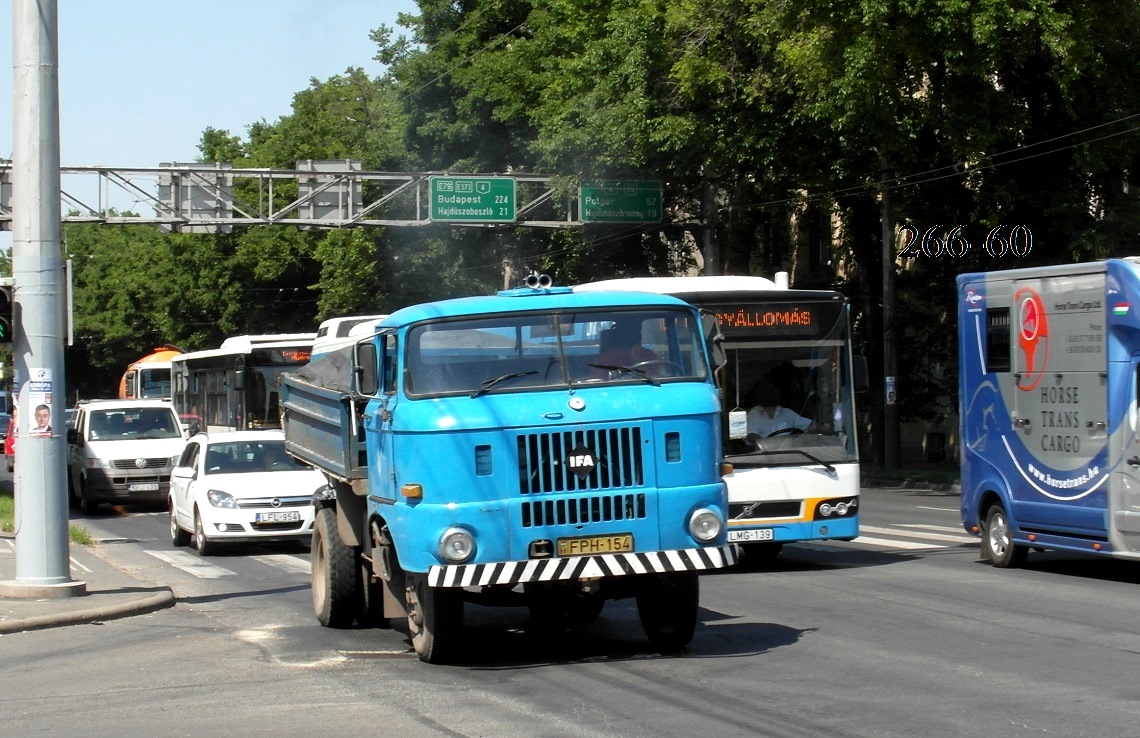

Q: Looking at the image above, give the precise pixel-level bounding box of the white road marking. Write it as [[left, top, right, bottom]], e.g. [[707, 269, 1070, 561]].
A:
[[248, 554, 311, 575], [860, 525, 975, 544], [146, 549, 235, 578]]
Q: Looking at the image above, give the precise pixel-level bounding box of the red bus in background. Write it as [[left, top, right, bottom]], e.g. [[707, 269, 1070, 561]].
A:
[[118, 345, 184, 401]]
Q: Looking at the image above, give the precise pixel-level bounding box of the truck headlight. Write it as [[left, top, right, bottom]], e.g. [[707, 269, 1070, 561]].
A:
[[439, 527, 475, 563], [688, 508, 722, 542]]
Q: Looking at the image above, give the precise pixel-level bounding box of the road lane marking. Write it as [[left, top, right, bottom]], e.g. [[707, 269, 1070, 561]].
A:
[[248, 554, 310, 575], [146, 549, 235, 578], [860, 525, 975, 544]]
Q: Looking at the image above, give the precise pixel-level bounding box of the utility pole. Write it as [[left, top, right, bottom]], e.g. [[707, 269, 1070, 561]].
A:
[[880, 153, 900, 469], [0, 0, 83, 599]]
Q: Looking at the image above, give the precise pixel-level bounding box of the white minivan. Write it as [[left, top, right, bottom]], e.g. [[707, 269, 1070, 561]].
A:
[[67, 399, 186, 514]]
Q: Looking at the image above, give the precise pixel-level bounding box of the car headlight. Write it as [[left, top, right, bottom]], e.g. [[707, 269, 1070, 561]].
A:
[[438, 527, 475, 563], [206, 489, 238, 509], [688, 507, 723, 543]]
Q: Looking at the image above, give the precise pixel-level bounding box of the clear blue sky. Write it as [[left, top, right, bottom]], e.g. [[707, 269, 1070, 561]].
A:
[[1, 0, 418, 167]]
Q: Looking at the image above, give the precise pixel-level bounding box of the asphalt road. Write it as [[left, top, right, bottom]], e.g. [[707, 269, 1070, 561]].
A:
[[3, 486, 1138, 738]]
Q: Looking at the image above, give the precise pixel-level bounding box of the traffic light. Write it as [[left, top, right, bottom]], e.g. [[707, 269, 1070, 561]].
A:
[[0, 280, 11, 344]]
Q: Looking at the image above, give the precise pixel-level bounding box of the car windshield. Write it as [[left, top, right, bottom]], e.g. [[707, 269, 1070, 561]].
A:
[[204, 439, 307, 475], [88, 408, 181, 440]]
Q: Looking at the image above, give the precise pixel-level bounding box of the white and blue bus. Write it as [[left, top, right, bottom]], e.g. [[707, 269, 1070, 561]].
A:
[[578, 275, 865, 564], [171, 333, 315, 433]]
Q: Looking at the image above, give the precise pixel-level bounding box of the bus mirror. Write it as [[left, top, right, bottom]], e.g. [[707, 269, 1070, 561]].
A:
[[355, 341, 379, 395], [852, 355, 869, 394], [700, 311, 726, 369], [234, 369, 245, 392]]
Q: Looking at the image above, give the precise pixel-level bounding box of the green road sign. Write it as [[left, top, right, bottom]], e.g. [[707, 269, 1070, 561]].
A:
[[579, 180, 663, 223], [429, 176, 516, 222]]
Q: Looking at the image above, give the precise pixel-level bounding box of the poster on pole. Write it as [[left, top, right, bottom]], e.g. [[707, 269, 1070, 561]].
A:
[[26, 368, 53, 437]]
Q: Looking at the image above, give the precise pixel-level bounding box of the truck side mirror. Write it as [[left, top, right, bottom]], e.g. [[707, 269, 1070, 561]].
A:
[[355, 341, 379, 396]]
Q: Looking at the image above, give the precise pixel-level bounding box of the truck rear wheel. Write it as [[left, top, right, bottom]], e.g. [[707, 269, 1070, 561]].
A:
[[636, 570, 699, 652], [982, 503, 1028, 568], [406, 573, 463, 664], [312, 506, 359, 628]]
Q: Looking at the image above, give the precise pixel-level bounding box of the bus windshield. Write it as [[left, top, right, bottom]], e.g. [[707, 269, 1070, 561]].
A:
[[719, 302, 858, 465], [405, 308, 708, 398]]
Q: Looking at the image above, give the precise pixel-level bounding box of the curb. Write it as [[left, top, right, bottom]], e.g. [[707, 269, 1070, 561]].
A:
[[0, 587, 176, 635]]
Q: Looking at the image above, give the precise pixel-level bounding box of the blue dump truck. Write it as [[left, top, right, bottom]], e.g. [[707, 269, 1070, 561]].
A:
[[959, 259, 1140, 568], [281, 277, 735, 663]]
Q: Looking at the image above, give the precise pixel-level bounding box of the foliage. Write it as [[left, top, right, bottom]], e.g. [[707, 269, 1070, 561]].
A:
[[53, 0, 1140, 430]]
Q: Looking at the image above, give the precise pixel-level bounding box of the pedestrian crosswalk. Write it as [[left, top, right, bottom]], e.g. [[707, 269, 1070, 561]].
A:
[[801, 524, 977, 552], [145, 549, 310, 579]]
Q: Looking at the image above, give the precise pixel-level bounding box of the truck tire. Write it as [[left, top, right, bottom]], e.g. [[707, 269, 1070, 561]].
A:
[[636, 570, 699, 652], [982, 503, 1028, 568], [406, 573, 463, 664], [357, 557, 390, 629], [312, 506, 359, 628]]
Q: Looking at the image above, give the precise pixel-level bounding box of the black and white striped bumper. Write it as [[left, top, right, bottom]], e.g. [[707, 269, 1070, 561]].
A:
[[427, 545, 737, 588]]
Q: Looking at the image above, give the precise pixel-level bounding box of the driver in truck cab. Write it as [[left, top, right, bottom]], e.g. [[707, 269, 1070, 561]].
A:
[[589, 320, 660, 378], [746, 382, 814, 440]]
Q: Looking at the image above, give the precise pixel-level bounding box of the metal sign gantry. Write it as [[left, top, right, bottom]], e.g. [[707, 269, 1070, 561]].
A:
[[0, 159, 664, 232]]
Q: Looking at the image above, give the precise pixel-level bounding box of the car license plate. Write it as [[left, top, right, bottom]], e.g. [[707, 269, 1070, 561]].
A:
[[256, 511, 301, 523], [557, 533, 633, 556], [128, 482, 160, 492], [728, 528, 775, 542]]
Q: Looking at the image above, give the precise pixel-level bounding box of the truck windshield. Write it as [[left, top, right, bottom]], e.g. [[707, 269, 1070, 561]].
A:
[[405, 308, 709, 398]]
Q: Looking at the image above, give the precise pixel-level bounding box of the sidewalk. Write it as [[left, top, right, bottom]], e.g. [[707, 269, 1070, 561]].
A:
[[0, 532, 175, 635]]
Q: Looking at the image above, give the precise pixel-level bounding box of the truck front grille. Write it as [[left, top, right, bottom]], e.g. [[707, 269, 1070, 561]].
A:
[[516, 426, 644, 494], [521, 493, 647, 528]]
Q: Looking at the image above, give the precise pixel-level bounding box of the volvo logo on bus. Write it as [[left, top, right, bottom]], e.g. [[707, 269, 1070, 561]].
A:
[[566, 444, 597, 479]]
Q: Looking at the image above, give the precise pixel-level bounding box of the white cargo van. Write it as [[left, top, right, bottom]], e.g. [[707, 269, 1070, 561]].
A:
[[67, 398, 186, 514]]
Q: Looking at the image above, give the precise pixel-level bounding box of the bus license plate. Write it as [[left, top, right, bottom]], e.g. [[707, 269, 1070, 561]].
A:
[[256, 511, 301, 523], [728, 528, 774, 542], [557, 533, 633, 556], [128, 482, 160, 492]]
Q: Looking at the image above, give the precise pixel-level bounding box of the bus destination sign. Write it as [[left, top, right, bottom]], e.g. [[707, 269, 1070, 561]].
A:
[[708, 304, 836, 338]]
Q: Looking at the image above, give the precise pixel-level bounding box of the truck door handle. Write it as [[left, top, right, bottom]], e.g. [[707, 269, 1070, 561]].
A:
[[1129, 456, 1140, 468]]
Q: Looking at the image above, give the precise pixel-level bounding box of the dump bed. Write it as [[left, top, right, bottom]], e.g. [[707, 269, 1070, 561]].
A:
[[280, 372, 368, 486]]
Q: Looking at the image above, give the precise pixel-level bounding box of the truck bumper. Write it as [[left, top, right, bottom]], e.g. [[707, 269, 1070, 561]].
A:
[[427, 544, 737, 588]]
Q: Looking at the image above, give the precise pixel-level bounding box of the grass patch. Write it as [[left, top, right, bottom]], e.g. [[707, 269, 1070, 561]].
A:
[[1, 485, 94, 545]]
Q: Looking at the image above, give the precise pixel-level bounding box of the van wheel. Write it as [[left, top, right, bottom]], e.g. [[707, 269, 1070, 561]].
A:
[[311, 507, 359, 628], [67, 471, 80, 509], [637, 571, 700, 651], [79, 481, 100, 515], [406, 573, 463, 664], [981, 503, 1028, 568]]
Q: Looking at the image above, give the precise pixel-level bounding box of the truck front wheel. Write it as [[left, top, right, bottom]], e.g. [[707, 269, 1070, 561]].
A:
[[312, 506, 359, 628], [982, 503, 1028, 568], [406, 573, 463, 664], [636, 571, 699, 652]]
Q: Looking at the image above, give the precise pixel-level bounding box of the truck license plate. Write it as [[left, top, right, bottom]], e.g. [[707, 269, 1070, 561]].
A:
[[728, 528, 774, 542], [256, 511, 301, 523], [557, 533, 633, 556]]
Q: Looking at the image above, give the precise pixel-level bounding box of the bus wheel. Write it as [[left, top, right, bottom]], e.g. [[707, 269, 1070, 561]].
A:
[[311, 507, 359, 628], [982, 503, 1028, 568], [406, 573, 463, 664], [636, 571, 699, 652]]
